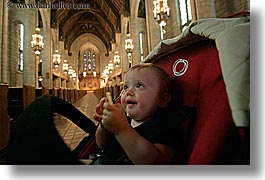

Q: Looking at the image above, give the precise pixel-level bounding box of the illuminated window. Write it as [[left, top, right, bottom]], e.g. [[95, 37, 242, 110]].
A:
[[178, 0, 192, 31], [83, 53, 87, 71], [18, 23, 24, 71], [83, 49, 96, 73], [92, 54, 96, 71], [139, 32, 144, 62], [87, 50, 92, 71]]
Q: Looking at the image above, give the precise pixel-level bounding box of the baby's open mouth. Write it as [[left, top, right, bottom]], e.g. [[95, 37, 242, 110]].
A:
[[126, 100, 137, 105]]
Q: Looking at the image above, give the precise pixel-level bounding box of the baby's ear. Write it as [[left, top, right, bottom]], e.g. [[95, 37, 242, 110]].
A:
[[158, 92, 171, 108]]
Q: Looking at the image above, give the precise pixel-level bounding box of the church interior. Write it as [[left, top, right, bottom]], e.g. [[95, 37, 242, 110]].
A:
[[0, 0, 250, 165]]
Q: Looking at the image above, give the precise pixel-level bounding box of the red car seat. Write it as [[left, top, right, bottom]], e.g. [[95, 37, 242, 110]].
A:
[[147, 39, 249, 164], [143, 12, 250, 164]]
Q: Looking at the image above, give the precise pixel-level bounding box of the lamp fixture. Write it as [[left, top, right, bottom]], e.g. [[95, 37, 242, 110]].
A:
[[83, 71, 87, 77], [101, 66, 109, 79], [31, 28, 44, 55], [125, 37, 133, 54], [62, 59, 69, 73], [108, 59, 114, 74], [113, 51, 120, 68], [153, 0, 170, 39], [125, 33, 133, 68], [52, 50, 61, 69], [93, 71, 97, 77], [31, 26, 44, 88], [72, 71, 77, 80]]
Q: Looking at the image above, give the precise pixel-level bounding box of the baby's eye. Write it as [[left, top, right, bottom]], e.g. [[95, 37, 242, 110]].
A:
[[135, 82, 144, 88], [123, 84, 128, 90]]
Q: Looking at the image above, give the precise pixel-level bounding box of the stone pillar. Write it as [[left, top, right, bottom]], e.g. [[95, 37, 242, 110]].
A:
[[145, 0, 161, 51], [1, 0, 9, 84], [0, 1, 3, 82], [195, 0, 216, 18], [36, 8, 52, 89], [23, 9, 37, 87], [41, 25, 53, 89], [165, 0, 181, 38], [3, 2, 35, 87]]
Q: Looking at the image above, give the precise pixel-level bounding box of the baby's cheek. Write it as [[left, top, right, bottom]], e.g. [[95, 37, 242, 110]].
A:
[[120, 99, 127, 111]]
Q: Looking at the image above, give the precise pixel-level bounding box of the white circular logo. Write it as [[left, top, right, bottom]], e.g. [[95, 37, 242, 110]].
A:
[[172, 59, 188, 77]]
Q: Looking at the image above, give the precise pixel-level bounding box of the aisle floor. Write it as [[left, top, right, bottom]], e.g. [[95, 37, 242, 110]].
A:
[[53, 91, 99, 151]]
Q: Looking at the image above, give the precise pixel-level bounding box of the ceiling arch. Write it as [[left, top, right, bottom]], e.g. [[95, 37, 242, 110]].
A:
[[70, 33, 106, 55], [50, 0, 126, 53]]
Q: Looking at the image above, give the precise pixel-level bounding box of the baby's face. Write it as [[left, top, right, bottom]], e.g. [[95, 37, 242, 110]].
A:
[[121, 68, 161, 121]]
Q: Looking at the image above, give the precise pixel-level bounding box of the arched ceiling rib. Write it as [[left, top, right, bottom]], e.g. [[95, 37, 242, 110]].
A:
[[50, 0, 125, 54]]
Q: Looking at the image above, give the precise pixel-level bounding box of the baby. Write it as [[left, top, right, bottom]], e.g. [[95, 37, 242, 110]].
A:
[[93, 63, 182, 164]]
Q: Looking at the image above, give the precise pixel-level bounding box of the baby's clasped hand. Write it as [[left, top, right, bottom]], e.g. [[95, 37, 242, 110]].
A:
[[94, 92, 113, 123], [101, 102, 129, 135]]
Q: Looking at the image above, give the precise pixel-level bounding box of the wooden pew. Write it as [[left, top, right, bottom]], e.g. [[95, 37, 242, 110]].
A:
[[0, 84, 10, 150], [70, 89, 75, 103], [58, 88, 64, 99], [42, 87, 50, 95], [35, 88, 43, 98], [7, 87, 23, 121], [7, 85, 36, 122], [23, 85, 36, 109], [63, 89, 68, 102], [52, 88, 58, 97]]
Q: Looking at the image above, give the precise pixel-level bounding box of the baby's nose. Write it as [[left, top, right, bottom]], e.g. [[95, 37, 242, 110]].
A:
[[125, 88, 134, 96]]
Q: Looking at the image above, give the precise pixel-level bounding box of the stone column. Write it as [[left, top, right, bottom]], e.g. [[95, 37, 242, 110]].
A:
[[145, 0, 161, 51], [23, 9, 37, 87], [41, 25, 53, 89], [0, 1, 3, 82], [195, 0, 216, 18], [33, 8, 52, 88], [1, 0, 9, 83]]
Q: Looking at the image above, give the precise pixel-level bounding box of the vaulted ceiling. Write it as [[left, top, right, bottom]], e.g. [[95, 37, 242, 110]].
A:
[[49, 0, 129, 53]]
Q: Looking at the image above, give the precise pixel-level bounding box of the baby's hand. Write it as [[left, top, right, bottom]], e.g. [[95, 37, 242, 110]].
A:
[[101, 103, 130, 135], [93, 97, 107, 122], [93, 92, 113, 123]]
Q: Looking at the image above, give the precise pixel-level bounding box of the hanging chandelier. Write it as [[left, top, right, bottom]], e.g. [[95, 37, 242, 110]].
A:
[[31, 26, 44, 88], [125, 37, 133, 54], [52, 50, 61, 69], [31, 28, 44, 55], [153, 0, 170, 38], [113, 51, 120, 68], [108, 59, 114, 74], [62, 59, 69, 73]]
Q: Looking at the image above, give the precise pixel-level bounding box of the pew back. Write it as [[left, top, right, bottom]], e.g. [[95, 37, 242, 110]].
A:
[[0, 84, 10, 150]]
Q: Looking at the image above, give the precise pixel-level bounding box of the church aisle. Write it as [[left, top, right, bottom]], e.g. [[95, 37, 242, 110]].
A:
[[54, 91, 99, 150]]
